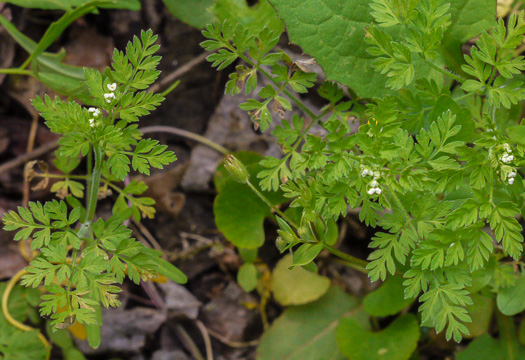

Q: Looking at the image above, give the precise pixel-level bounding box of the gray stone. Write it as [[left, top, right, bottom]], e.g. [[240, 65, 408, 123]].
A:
[[158, 281, 201, 319]]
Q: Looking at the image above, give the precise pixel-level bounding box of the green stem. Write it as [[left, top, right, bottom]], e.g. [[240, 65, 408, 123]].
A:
[[424, 60, 465, 83], [496, 309, 519, 359], [85, 146, 104, 224], [453, 92, 475, 103], [245, 179, 370, 272], [160, 80, 181, 97], [0, 68, 33, 75], [322, 243, 369, 272], [237, 53, 318, 120], [246, 180, 297, 228]]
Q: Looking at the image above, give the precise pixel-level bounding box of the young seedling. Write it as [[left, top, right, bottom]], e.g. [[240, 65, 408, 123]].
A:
[[2, 30, 186, 348]]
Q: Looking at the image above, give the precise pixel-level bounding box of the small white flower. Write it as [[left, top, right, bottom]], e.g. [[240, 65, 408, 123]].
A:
[[374, 188, 382, 195], [509, 178, 515, 185], [89, 118, 95, 127], [88, 107, 101, 117], [361, 169, 369, 177], [508, 171, 517, 178], [367, 188, 376, 195], [370, 180, 378, 188], [501, 154, 512, 163], [104, 92, 115, 103], [107, 83, 117, 91]]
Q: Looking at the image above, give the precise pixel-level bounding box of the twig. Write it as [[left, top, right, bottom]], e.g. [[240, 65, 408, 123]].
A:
[[149, 51, 211, 94], [195, 320, 214, 360], [206, 326, 259, 348], [22, 115, 40, 207], [0, 140, 58, 174], [131, 219, 163, 252], [141, 125, 229, 155], [172, 323, 205, 360]]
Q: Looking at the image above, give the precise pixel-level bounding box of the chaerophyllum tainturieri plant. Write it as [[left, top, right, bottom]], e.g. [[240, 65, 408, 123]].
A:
[[205, 0, 525, 343], [1, 30, 186, 342]]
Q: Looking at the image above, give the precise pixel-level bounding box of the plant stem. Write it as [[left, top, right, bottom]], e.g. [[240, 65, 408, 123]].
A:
[[323, 243, 369, 272], [0, 68, 33, 76], [1, 269, 51, 356], [237, 53, 318, 120], [245, 180, 297, 227], [140, 125, 229, 155], [159, 80, 181, 97], [424, 60, 465, 83], [85, 146, 104, 224], [496, 309, 519, 358], [245, 180, 370, 272]]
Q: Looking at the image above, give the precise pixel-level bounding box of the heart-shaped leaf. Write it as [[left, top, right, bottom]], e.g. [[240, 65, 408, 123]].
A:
[[336, 314, 420, 360], [214, 151, 286, 249], [267, 0, 494, 98], [271, 254, 330, 306], [497, 275, 525, 316], [363, 276, 413, 317], [257, 287, 369, 360]]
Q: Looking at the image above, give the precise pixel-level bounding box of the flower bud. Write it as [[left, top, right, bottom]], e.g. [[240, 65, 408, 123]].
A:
[[224, 155, 250, 183], [275, 236, 287, 253]]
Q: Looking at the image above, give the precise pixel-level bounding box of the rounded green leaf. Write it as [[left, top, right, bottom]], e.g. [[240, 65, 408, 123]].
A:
[[271, 254, 330, 306], [464, 293, 493, 338], [497, 275, 525, 316], [456, 334, 503, 360], [214, 151, 286, 249], [257, 287, 368, 360], [162, 0, 214, 28], [238, 263, 259, 292], [336, 314, 420, 360], [363, 276, 414, 317]]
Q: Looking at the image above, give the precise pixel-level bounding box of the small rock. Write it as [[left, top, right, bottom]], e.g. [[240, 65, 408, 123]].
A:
[[75, 307, 166, 354], [151, 350, 191, 360], [200, 281, 259, 342], [158, 281, 201, 319]]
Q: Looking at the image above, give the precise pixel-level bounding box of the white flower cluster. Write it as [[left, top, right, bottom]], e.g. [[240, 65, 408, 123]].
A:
[[88, 107, 101, 127], [104, 83, 117, 104], [501, 143, 514, 163], [507, 170, 517, 185], [360, 165, 382, 195]]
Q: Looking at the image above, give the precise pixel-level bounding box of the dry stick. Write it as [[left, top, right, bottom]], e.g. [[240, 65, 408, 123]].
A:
[[20, 114, 40, 259], [23, 115, 39, 206], [131, 219, 163, 252], [206, 326, 260, 348], [149, 51, 211, 94], [0, 52, 212, 175], [171, 323, 206, 360], [195, 320, 214, 360], [140, 125, 229, 155], [0, 139, 58, 174]]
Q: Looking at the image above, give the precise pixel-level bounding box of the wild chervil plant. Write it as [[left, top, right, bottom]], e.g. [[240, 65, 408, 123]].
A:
[[204, 0, 525, 345], [2, 30, 185, 340]]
